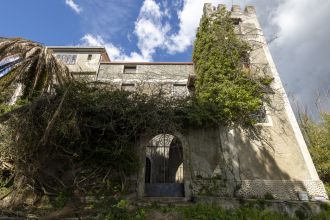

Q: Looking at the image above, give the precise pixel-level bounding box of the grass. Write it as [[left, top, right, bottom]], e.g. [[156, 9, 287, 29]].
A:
[[94, 201, 330, 220]]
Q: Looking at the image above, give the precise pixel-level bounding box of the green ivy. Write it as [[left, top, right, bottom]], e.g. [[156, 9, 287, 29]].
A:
[[193, 8, 272, 126]]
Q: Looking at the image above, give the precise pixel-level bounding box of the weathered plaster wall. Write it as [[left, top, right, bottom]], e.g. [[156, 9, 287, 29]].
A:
[[98, 63, 193, 95], [52, 51, 101, 79], [185, 127, 229, 197]]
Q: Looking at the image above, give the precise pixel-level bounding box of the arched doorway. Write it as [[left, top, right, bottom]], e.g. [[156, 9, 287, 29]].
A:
[[144, 134, 184, 197]]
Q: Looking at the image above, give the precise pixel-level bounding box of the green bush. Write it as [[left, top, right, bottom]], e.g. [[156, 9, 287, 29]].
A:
[[300, 112, 330, 195]]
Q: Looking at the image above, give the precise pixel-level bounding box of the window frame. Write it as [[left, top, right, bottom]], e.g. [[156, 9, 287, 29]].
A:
[[56, 54, 77, 65], [172, 83, 188, 97], [254, 104, 273, 127], [121, 82, 136, 92], [123, 65, 137, 74]]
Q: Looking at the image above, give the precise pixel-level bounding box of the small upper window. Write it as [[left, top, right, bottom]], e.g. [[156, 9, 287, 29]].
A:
[[124, 65, 137, 74], [252, 105, 268, 124], [173, 84, 187, 97], [121, 83, 135, 92], [87, 54, 93, 60], [56, 54, 77, 65], [231, 18, 241, 25]]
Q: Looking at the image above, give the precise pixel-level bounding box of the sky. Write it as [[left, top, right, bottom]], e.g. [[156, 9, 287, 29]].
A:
[[0, 0, 329, 116]]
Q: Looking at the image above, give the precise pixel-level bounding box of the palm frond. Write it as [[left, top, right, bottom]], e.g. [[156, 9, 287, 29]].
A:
[[0, 37, 72, 101]]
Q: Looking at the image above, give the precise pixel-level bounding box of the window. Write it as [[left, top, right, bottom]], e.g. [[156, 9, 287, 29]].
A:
[[87, 54, 93, 60], [252, 104, 272, 125], [231, 18, 241, 25], [56, 54, 77, 65], [173, 84, 187, 97], [123, 65, 137, 74], [121, 83, 135, 92], [231, 18, 242, 34]]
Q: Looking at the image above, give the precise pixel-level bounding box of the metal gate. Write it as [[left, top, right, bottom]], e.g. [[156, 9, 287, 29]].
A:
[[145, 134, 184, 197]]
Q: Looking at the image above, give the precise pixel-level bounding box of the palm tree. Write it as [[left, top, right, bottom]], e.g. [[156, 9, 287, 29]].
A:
[[0, 37, 71, 103], [0, 37, 72, 208]]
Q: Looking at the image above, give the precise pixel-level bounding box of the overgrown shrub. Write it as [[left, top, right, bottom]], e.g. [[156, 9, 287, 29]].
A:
[[299, 112, 330, 195], [1, 82, 193, 200]]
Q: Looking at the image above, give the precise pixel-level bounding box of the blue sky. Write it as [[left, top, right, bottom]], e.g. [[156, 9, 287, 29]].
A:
[[1, 0, 329, 114], [0, 0, 193, 62], [0, 0, 82, 45]]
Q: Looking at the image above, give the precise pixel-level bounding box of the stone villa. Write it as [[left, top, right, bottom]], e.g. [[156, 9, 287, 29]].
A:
[[48, 4, 328, 201]]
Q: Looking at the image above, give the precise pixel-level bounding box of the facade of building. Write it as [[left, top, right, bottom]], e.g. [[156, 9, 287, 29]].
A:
[[49, 4, 328, 201]]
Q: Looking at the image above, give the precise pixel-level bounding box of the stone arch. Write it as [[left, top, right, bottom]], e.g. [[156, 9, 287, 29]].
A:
[[137, 131, 191, 199]]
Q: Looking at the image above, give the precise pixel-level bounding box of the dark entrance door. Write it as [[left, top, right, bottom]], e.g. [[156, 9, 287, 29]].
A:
[[145, 183, 184, 197], [145, 134, 184, 197]]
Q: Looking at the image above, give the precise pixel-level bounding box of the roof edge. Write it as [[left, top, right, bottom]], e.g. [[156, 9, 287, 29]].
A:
[[47, 46, 106, 52], [47, 46, 111, 62], [101, 61, 194, 65]]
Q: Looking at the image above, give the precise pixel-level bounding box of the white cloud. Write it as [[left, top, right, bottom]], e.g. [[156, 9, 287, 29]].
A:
[[129, 0, 222, 57], [78, 0, 213, 60], [134, 0, 170, 60], [165, 0, 205, 53], [268, 0, 330, 113], [65, 0, 82, 14], [81, 34, 147, 62], [80, 0, 171, 62], [122, 0, 219, 55]]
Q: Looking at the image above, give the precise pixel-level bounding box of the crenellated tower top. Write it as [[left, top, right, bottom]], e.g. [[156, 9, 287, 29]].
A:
[[203, 3, 256, 17]]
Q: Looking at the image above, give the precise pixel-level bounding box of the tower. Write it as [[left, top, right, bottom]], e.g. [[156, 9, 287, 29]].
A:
[[197, 3, 328, 200]]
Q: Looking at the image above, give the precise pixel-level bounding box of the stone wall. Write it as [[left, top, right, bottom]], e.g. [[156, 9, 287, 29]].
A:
[[98, 63, 193, 82], [97, 63, 194, 95]]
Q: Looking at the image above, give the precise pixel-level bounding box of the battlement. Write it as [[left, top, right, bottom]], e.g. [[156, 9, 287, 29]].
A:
[[203, 3, 256, 16]]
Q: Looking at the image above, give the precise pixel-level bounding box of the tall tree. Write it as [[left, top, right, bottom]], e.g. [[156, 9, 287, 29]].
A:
[[0, 37, 72, 207]]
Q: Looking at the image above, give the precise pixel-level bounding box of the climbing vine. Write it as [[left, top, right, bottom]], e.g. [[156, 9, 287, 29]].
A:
[[193, 8, 273, 126]]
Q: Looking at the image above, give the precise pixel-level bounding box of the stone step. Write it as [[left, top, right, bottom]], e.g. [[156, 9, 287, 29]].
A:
[[136, 197, 192, 207], [144, 196, 188, 202]]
